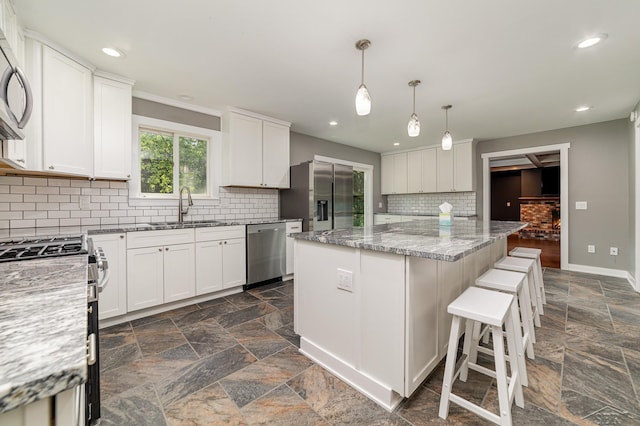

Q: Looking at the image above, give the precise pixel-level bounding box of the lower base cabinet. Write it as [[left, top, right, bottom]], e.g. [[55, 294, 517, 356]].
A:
[[91, 233, 127, 320], [195, 226, 246, 294], [285, 221, 302, 276], [127, 243, 196, 311]]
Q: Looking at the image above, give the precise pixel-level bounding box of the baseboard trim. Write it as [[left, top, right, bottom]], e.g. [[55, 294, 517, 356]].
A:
[[565, 263, 629, 279], [299, 337, 403, 412], [626, 272, 638, 291]]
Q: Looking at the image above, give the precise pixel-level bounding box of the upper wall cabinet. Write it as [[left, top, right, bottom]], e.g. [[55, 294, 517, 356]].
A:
[[93, 73, 134, 180], [382, 140, 475, 195], [436, 140, 475, 192], [381, 152, 408, 195], [25, 37, 94, 176], [221, 109, 290, 188]]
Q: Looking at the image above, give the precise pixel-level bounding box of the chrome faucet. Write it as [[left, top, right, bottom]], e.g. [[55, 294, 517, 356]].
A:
[[178, 186, 193, 223]]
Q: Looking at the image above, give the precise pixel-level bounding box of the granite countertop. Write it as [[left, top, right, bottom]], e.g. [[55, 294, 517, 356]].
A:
[[0, 218, 303, 239], [0, 255, 88, 414], [293, 218, 527, 262]]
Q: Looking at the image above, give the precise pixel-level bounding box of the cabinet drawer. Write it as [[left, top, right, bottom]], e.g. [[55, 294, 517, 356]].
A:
[[286, 221, 302, 233], [196, 225, 245, 242], [127, 228, 195, 249]]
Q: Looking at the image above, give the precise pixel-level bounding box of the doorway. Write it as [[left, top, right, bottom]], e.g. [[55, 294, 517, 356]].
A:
[[482, 143, 570, 270]]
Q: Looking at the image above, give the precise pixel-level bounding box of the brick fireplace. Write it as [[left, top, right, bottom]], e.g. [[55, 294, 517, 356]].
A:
[[519, 197, 560, 240]]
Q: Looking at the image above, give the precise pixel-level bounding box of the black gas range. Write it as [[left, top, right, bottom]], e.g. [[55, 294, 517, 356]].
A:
[[0, 234, 107, 425]]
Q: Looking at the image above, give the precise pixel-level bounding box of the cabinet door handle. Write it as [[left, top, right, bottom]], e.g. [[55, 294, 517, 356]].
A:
[[48, 165, 54, 170], [120, 235, 124, 239], [165, 247, 169, 251], [219, 242, 222, 245], [224, 241, 227, 244], [158, 248, 162, 252]]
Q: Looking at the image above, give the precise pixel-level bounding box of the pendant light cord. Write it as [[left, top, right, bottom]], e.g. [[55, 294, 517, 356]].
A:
[[412, 86, 416, 113], [445, 108, 449, 131], [361, 48, 365, 84]]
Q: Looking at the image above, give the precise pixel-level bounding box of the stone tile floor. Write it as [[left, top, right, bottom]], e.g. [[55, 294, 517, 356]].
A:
[[99, 270, 640, 425]]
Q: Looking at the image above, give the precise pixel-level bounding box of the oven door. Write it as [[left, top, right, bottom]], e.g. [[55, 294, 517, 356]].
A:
[[86, 281, 100, 424]]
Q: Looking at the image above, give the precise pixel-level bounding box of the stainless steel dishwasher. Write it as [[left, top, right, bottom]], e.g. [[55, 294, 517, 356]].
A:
[[245, 222, 286, 289]]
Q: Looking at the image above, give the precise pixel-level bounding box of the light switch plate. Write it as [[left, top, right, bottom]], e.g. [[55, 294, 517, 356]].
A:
[[588, 245, 595, 253], [576, 201, 588, 210]]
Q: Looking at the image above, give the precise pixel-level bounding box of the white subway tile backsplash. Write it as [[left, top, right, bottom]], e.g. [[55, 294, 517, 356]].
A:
[[24, 211, 48, 220], [36, 219, 60, 227], [11, 203, 36, 211], [11, 186, 35, 194], [70, 211, 91, 218], [23, 177, 48, 186], [48, 211, 70, 219], [387, 192, 477, 216], [10, 219, 35, 228], [49, 195, 71, 203], [48, 179, 71, 187], [24, 195, 48, 203], [37, 203, 60, 211], [59, 187, 81, 195], [0, 179, 279, 229]]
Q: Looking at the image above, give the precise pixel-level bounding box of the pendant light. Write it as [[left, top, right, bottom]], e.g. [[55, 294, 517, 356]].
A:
[[355, 39, 371, 116], [407, 80, 421, 137], [441, 105, 453, 150]]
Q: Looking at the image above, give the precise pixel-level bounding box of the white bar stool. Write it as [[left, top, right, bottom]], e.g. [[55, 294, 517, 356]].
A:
[[494, 256, 542, 327], [509, 247, 546, 305], [476, 268, 536, 366], [439, 287, 524, 426]]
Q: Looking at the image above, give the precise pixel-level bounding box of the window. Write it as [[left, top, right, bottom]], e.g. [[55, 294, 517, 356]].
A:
[[132, 115, 221, 200]]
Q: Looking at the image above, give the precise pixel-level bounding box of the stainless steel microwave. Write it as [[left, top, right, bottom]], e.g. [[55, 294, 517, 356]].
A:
[[0, 42, 32, 140]]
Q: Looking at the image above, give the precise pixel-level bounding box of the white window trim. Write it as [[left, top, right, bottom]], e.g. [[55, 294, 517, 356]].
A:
[[130, 115, 221, 204]]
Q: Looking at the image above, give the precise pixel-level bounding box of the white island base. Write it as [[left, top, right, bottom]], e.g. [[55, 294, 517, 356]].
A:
[[294, 238, 506, 411]]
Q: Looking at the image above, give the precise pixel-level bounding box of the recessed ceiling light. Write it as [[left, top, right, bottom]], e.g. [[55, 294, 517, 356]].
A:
[[577, 34, 607, 49], [179, 95, 193, 101], [101, 47, 122, 57], [393, 142, 400, 146], [575, 106, 591, 112], [329, 121, 338, 126]]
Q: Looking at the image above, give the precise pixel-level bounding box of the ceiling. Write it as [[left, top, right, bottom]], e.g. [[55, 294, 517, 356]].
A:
[[490, 151, 560, 171], [13, 1, 640, 154]]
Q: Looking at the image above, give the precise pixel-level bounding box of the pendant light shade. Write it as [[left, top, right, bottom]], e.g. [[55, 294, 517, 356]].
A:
[[441, 105, 453, 150], [355, 39, 371, 116], [407, 80, 421, 137]]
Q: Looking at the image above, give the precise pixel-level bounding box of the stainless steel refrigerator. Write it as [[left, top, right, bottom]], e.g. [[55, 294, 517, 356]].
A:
[[280, 161, 353, 232]]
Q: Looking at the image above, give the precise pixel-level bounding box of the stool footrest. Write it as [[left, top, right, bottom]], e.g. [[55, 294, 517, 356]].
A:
[[449, 394, 501, 424]]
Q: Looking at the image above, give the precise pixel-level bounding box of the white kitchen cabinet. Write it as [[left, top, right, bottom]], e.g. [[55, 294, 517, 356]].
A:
[[127, 246, 164, 312], [407, 148, 437, 193], [436, 140, 475, 192], [262, 120, 290, 187], [163, 243, 196, 302], [93, 74, 134, 180], [41, 45, 93, 176], [91, 233, 127, 320], [127, 228, 195, 311], [285, 220, 302, 276], [373, 214, 403, 225], [222, 109, 291, 188], [195, 225, 246, 294], [381, 152, 407, 195], [453, 140, 474, 191]]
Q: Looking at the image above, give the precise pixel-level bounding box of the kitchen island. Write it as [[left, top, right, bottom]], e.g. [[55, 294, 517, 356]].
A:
[[292, 219, 526, 411]]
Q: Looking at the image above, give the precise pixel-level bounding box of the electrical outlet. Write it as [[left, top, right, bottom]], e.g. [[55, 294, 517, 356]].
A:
[[506, 201, 511, 207], [610, 247, 618, 256], [576, 201, 588, 210], [378, 201, 383, 209], [337, 268, 353, 292], [587, 245, 595, 253]]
